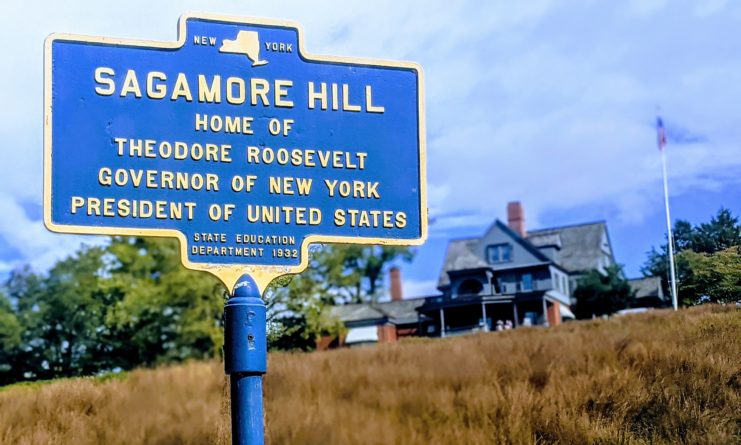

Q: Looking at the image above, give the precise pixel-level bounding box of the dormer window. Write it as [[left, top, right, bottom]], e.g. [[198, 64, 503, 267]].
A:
[[487, 243, 512, 264]]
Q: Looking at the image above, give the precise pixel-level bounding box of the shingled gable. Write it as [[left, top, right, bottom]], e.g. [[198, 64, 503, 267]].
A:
[[437, 220, 550, 289], [527, 221, 614, 274]]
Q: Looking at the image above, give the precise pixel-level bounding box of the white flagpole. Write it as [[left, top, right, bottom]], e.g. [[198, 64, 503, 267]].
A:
[[660, 146, 679, 310]]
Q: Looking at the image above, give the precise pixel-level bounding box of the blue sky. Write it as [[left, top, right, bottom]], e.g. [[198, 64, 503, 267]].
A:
[[1, 0, 739, 297]]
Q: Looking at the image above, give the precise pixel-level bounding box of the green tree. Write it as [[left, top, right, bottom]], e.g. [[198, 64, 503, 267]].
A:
[[310, 245, 414, 304], [0, 237, 227, 385], [0, 237, 414, 383], [692, 208, 741, 253], [1, 248, 111, 381], [266, 244, 413, 350], [642, 208, 740, 304], [266, 276, 344, 352], [103, 236, 226, 365], [676, 247, 741, 304], [38, 245, 109, 377], [0, 290, 23, 385], [574, 265, 635, 319], [1, 266, 43, 384], [641, 220, 694, 292]]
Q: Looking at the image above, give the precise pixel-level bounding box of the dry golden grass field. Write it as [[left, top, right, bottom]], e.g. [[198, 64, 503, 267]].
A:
[[0, 305, 738, 445]]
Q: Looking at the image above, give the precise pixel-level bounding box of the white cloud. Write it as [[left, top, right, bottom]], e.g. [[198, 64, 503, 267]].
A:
[[0, 195, 106, 273], [1, 0, 740, 276]]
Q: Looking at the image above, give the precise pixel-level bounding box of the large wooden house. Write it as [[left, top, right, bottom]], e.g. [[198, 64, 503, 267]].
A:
[[326, 202, 665, 347], [420, 202, 609, 336]]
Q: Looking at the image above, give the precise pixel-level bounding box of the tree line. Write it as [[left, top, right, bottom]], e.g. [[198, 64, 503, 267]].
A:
[[574, 208, 740, 318], [641, 208, 740, 305], [1, 208, 737, 386], [0, 236, 411, 386]]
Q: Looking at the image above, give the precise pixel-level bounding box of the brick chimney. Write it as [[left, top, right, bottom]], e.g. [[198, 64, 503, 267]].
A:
[[389, 267, 403, 301], [507, 201, 526, 238]]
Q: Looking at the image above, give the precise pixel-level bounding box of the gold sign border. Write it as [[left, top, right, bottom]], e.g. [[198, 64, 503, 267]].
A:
[[43, 12, 428, 294]]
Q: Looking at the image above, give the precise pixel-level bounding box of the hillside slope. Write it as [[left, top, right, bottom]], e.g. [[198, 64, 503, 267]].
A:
[[0, 305, 739, 445]]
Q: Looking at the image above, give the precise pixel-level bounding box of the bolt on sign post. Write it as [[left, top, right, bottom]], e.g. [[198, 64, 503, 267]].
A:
[[44, 13, 426, 445]]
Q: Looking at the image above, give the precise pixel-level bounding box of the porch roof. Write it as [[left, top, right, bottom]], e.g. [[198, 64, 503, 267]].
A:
[[417, 290, 547, 313]]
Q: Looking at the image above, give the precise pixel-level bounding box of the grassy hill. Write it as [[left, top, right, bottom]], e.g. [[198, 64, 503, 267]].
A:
[[0, 305, 738, 445]]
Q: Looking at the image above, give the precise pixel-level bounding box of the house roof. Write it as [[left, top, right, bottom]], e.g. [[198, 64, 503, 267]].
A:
[[528, 232, 562, 249], [330, 298, 427, 326], [436, 238, 486, 288], [438, 220, 612, 288], [330, 304, 385, 324], [443, 238, 488, 270], [628, 276, 665, 300], [528, 221, 611, 274]]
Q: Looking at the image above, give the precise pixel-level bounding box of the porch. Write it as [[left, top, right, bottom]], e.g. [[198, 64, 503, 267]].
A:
[[417, 292, 568, 337]]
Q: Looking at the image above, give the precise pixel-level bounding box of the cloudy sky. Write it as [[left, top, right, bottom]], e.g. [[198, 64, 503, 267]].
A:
[[1, 0, 739, 296]]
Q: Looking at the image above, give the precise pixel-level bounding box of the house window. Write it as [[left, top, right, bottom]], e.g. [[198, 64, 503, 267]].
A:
[[486, 243, 512, 264], [521, 273, 533, 291]]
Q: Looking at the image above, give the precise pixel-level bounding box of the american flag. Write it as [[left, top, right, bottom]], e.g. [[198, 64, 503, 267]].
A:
[[656, 117, 667, 150]]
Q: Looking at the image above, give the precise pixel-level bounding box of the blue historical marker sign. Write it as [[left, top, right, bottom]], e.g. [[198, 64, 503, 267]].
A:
[[44, 14, 427, 290]]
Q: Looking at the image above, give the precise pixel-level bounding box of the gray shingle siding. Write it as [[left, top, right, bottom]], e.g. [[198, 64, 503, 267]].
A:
[[528, 222, 614, 274]]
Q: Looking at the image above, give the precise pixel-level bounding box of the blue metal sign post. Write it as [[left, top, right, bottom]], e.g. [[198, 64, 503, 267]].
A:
[[225, 274, 267, 444], [44, 14, 425, 445]]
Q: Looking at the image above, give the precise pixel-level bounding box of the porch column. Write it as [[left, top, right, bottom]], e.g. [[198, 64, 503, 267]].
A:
[[481, 302, 489, 332], [542, 298, 549, 327], [512, 302, 519, 328], [439, 308, 446, 338]]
